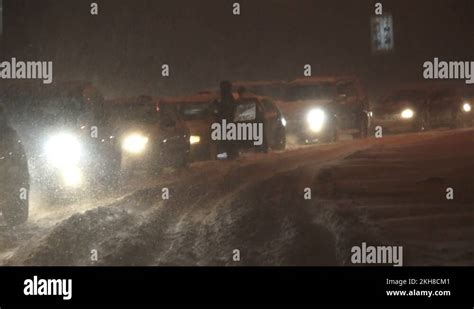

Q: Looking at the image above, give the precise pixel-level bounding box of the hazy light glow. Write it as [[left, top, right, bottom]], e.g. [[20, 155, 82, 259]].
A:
[[45, 133, 82, 168], [61, 166, 83, 188], [401, 109, 414, 119], [307, 108, 326, 132], [190, 135, 201, 145], [462, 103, 471, 112], [122, 133, 149, 154]]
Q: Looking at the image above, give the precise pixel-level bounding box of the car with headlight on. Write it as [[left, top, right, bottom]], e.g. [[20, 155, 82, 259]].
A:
[[278, 76, 370, 143], [107, 95, 190, 174], [168, 91, 286, 160], [0, 81, 121, 203], [371, 85, 429, 134], [372, 84, 472, 133], [425, 86, 472, 129], [457, 85, 474, 127], [0, 105, 29, 226], [163, 92, 217, 161]]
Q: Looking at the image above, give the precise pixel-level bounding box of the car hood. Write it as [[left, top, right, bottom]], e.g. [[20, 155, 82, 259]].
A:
[[375, 100, 420, 114]]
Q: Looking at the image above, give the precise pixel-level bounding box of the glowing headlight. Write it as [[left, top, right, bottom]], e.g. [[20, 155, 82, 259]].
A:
[[462, 102, 471, 112], [190, 135, 201, 145], [44, 133, 82, 168], [281, 117, 287, 127], [401, 109, 414, 119], [306, 108, 326, 132], [122, 133, 149, 154]]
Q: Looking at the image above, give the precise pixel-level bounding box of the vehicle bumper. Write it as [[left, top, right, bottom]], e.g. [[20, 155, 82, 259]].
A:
[[371, 116, 423, 134], [121, 140, 190, 171], [285, 119, 334, 143], [190, 142, 211, 161]]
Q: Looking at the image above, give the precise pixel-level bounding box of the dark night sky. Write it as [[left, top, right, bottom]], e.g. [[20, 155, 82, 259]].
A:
[[2, 0, 474, 98]]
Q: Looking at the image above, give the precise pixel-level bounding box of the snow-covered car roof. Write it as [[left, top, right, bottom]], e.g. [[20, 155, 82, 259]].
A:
[[161, 92, 219, 105], [232, 80, 286, 87], [105, 95, 159, 106], [162, 91, 269, 105], [201, 80, 286, 95], [388, 81, 463, 93]]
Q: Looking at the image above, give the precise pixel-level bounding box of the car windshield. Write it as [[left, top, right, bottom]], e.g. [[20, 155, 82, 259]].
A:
[[179, 102, 212, 120], [284, 83, 337, 101], [114, 103, 160, 123], [240, 84, 284, 98]]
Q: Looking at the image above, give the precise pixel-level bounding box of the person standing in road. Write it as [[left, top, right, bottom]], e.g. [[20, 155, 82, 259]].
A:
[[211, 80, 239, 159]]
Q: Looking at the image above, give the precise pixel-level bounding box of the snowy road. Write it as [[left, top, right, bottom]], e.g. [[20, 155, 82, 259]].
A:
[[1, 128, 473, 266]]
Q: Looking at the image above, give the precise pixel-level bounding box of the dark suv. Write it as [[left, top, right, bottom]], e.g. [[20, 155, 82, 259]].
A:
[[0, 81, 121, 203], [372, 83, 472, 134], [278, 76, 370, 143]]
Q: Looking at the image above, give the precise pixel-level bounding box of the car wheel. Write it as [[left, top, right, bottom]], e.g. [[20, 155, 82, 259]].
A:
[[273, 129, 286, 151], [208, 143, 219, 160], [254, 133, 269, 153], [260, 137, 270, 153], [418, 111, 431, 131], [452, 112, 468, 129], [321, 118, 338, 143], [174, 152, 190, 169], [2, 194, 29, 226], [352, 113, 369, 139], [416, 117, 429, 131]]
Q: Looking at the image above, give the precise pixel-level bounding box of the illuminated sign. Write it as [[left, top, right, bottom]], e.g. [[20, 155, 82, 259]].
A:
[[370, 14, 394, 53]]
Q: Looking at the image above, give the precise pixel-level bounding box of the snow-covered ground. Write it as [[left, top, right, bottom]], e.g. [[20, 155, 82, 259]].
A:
[[1, 128, 473, 266]]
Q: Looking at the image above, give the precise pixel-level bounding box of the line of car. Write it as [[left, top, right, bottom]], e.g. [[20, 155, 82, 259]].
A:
[[173, 76, 371, 159], [1, 78, 473, 226], [372, 83, 473, 133]]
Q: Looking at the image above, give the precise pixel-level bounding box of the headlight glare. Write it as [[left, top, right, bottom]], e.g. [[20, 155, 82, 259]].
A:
[[122, 133, 149, 154], [45, 133, 82, 168], [307, 108, 326, 132], [190, 135, 201, 145], [401, 109, 414, 119], [462, 102, 471, 112]]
